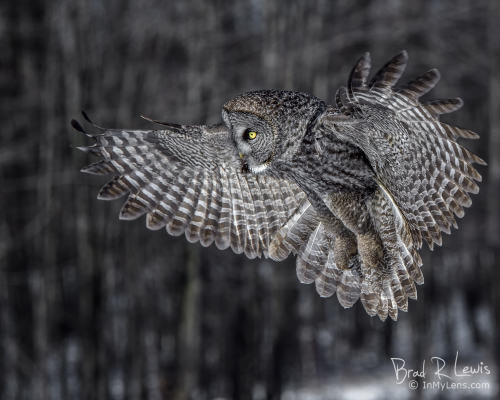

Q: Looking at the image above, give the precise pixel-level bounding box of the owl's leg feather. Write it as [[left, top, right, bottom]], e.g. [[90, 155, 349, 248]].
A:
[[333, 231, 357, 270], [317, 211, 357, 270], [357, 231, 384, 269], [324, 191, 384, 270]]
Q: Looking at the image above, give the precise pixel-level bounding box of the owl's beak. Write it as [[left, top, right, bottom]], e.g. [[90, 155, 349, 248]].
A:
[[239, 153, 250, 173]]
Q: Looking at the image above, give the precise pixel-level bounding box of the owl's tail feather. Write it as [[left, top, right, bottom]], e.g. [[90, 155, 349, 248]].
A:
[[357, 186, 424, 321], [269, 184, 427, 320], [270, 206, 366, 312]]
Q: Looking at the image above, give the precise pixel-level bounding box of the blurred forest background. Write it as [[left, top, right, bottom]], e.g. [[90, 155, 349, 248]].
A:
[[1, 0, 499, 399]]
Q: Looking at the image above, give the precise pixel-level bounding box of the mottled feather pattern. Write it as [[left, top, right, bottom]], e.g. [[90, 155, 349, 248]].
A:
[[74, 51, 484, 322]]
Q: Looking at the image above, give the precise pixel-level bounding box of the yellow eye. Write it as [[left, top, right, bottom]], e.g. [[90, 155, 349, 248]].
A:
[[248, 131, 257, 140]]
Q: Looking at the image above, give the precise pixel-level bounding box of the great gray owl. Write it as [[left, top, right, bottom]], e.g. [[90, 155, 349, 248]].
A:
[[73, 51, 485, 321]]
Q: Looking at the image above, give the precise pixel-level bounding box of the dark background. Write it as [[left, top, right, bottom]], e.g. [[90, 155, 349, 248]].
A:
[[1, 0, 499, 399]]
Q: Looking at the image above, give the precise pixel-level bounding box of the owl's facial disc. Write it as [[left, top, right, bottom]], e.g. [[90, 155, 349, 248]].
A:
[[222, 109, 274, 174], [233, 126, 270, 174]]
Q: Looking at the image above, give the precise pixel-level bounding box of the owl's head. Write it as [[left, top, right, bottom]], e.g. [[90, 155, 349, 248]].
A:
[[222, 90, 325, 174]]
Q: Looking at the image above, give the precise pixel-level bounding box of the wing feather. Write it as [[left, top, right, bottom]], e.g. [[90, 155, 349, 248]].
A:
[[185, 172, 210, 242], [214, 168, 232, 250], [75, 119, 308, 260], [198, 175, 216, 247], [322, 51, 484, 250]]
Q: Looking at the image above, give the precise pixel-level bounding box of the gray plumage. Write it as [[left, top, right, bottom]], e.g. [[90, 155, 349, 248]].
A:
[[74, 51, 485, 321]]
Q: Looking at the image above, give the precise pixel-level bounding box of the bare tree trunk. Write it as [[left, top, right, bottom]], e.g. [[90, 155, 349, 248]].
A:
[[175, 245, 201, 400]]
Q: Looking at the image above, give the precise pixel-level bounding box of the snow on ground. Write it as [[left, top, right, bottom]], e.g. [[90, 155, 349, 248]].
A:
[[281, 370, 497, 400]]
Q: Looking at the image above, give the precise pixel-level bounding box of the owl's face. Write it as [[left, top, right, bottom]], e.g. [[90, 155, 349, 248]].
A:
[[222, 90, 325, 174], [222, 109, 275, 174]]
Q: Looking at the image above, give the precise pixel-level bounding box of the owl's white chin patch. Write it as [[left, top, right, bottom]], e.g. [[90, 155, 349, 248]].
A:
[[249, 163, 269, 174]]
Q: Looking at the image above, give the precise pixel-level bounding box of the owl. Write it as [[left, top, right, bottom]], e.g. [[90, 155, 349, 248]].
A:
[[73, 51, 485, 321]]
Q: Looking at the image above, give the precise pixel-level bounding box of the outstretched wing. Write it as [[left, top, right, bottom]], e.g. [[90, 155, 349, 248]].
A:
[[322, 51, 485, 249], [73, 115, 308, 259], [310, 51, 486, 320]]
